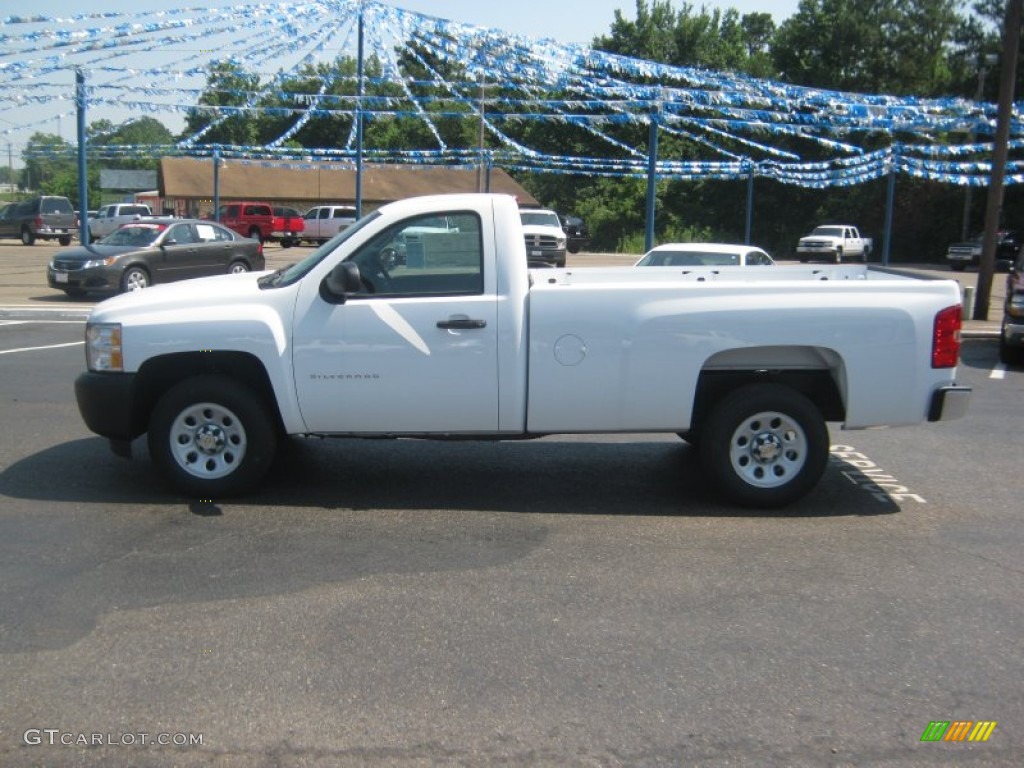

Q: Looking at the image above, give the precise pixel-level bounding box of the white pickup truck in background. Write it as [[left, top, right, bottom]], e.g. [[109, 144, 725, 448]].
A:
[[89, 203, 157, 240], [74, 194, 970, 508], [797, 225, 873, 263]]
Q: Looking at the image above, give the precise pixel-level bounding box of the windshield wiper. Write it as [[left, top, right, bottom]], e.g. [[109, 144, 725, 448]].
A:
[[257, 267, 289, 289]]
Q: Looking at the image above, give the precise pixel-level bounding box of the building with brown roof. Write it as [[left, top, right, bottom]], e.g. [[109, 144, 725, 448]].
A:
[[154, 157, 538, 217]]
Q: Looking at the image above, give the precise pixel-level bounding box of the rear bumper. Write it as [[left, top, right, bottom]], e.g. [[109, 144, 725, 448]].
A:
[[928, 385, 971, 422]]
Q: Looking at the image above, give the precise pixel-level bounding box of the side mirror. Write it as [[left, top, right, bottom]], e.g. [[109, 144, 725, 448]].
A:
[[320, 261, 363, 304]]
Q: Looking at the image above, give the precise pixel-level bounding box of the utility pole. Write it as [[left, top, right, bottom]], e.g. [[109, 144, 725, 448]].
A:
[[975, 0, 1022, 321]]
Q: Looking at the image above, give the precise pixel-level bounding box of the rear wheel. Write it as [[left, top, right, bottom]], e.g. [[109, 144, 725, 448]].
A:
[[699, 383, 829, 508], [248, 227, 263, 244], [58, 236, 72, 246], [148, 375, 278, 497], [21, 227, 35, 246], [228, 260, 250, 274]]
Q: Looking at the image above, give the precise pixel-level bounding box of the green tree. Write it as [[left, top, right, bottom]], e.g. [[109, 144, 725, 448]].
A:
[[771, 0, 963, 96], [181, 61, 262, 146]]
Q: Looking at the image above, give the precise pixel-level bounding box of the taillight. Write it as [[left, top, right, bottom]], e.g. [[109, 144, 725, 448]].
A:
[[34, 216, 43, 228], [932, 304, 961, 368]]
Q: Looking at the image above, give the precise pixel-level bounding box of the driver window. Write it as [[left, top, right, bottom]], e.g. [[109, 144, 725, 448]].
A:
[[346, 212, 483, 297], [167, 223, 195, 244]]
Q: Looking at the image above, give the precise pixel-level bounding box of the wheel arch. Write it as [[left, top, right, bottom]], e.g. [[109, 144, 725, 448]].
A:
[[690, 345, 846, 434], [131, 351, 284, 438]]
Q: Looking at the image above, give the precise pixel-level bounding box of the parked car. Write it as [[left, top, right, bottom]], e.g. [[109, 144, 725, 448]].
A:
[[558, 214, 590, 253], [303, 205, 357, 244], [520, 208, 567, 267], [635, 243, 776, 267], [46, 219, 264, 297], [0, 195, 77, 245], [946, 230, 1021, 272], [270, 206, 305, 248], [1000, 252, 1024, 365], [215, 201, 276, 243]]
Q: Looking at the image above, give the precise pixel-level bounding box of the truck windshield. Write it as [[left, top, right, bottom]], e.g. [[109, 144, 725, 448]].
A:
[[520, 211, 561, 228], [812, 227, 844, 237], [260, 211, 380, 289]]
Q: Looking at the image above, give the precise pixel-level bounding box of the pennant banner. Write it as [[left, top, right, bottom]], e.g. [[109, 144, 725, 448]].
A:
[[2, 1, 1022, 187]]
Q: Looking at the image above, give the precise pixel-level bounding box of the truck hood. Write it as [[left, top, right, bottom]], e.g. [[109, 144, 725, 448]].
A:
[[88, 270, 275, 323]]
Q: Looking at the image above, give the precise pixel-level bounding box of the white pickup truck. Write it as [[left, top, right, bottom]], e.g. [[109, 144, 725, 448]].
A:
[[74, 194, 970, 508], [89, 203, 157, 240], [797, 225, 873, 263]]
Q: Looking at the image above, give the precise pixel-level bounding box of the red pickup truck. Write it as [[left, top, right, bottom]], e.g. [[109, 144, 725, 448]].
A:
[[217, 202, 275, 243], [271, 206, 305, 248]]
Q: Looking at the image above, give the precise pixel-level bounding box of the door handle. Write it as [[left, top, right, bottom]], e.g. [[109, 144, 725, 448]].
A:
[[437, 317, 487, 329]]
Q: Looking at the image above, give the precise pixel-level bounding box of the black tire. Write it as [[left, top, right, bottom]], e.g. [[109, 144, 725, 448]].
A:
[[248, 227, 263, 244], [21, 227, 35, 246], [120, 266, 150, 292], [281, 239, 294, 248], [999, 334, 1023, 366], [835, 248, 843, 264], [228, 260, 250, 275], [148, 375, 278, 497], [699, 383, 829, 508]]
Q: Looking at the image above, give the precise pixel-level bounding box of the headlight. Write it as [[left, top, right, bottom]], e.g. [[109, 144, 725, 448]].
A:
[[82, 257, 116, 269], [85, 322, 123, 371], [556, 236, 567, 248]]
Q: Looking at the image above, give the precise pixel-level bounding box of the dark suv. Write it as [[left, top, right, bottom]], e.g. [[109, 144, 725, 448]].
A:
[[559, 214, 590, 254], [0, 196, 77, 245], [1001, 253, 1024, 365]]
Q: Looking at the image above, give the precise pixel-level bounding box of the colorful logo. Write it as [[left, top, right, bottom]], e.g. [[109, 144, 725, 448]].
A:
[[921, 721, 997, 742]]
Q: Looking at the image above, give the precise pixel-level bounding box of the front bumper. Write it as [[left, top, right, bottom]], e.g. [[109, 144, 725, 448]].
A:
[[525, 247, 566, 266], [75, 371, 140, 447], [928, 385, 972, 422], [48, 264, 118, 292]]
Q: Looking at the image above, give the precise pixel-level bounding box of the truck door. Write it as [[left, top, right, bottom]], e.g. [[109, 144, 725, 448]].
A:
[[292, 210, 499, 433]]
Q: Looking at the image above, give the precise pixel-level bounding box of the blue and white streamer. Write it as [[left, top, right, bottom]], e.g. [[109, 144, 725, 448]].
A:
[[3, 1, 1022, 187]]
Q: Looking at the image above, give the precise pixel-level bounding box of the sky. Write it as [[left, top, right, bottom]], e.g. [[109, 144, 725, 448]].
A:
[[22, 0, 804, 47], [3, 0, 804, 164]]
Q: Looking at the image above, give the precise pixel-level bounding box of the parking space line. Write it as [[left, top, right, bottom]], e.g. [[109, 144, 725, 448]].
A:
[[990, 364, 1007, 380], [0, 341, 85, 355]]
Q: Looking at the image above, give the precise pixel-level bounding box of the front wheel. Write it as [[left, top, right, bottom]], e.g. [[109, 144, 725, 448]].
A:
[[148, 375, 278, 497], [699, 383, 829, 508], [121, 266, 150, 292]]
